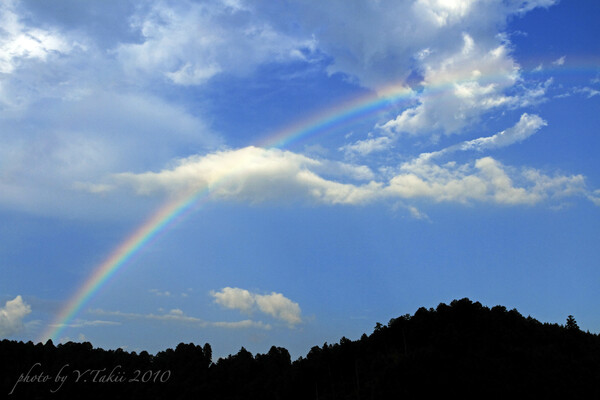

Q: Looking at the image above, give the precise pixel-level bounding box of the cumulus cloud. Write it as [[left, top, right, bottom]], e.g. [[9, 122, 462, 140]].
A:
[[260, 0, 555, 90], [380, 33, 524, 137], [386, 155, 586, 205], [3, 0, 593, 220], [211, 287, 256, 313], [211, 287, 302, 326], [0, 295, 32, 337], [350, 59, 549, 155], [304, 0, 556, 152], [106, 140, 597, 210], [117, 0, 315, 85], [113, 146, 381, 205]]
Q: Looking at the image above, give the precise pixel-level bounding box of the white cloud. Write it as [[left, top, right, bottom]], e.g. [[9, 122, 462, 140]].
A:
[[255, 292, 302, 326], [4, 0, 590, 218], [211, 287, 302, 326], [385, 155, 587, 205], [407, 205, 430, 220], [0, 1, 73, 74], [315, 160, 376, 181], [340, 136, 393, 157], [113, 146, 381, 206], [90, 308, 271, 330], [282, 0, 556, 151], [552, 55, 566, 66], [588, 190, 600, 206], [50, 319, 121, 328], [261, 0, 555, 90], [149, 289, 171, 297], [107, 140, 598, 209], [0, 89, 219, 217], [387, 157, 526, 204], [58, 332, 88, 344], [0, 3, 220, 219], [0, 295, 32, 337], [459, 113, 546, 151], [211, 287, 255, 313], [211, 320, 271, 329], [380, 33, 522, 137], [117, 0, 315, 85], [0, 0, 577, 220], [576, 87, 600, 98], [259, 0, 556, 90], [523, 169, 587, 200], [419, 113, 546, 161]]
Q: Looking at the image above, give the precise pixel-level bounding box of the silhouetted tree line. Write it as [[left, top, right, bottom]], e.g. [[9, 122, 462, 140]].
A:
[[2, 298, 599, 398]]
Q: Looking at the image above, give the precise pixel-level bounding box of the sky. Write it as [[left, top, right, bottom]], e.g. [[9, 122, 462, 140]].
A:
[[1, 0, 599, 360]]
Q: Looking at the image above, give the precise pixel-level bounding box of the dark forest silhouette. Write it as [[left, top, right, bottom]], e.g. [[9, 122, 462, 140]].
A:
[[2, 298, 599, 398]]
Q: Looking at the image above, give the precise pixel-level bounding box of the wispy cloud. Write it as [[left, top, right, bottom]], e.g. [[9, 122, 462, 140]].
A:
[[419, 113, 547, 161], [89, 308, 272, 330], [576, 87, 600, 98], [552, 55, 566, 66], [149, 289, 171, 297], [50, 319, 121, 328]]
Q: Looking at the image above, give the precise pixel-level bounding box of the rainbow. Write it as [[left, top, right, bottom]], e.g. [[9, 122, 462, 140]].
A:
[[39, 58, 596, 342], [260, 83, 414, 149], [39, 188, 211, 342], [38, 82, 417, 342]]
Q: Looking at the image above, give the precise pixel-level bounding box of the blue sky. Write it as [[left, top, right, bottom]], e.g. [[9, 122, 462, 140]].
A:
[[1, 0, 599, 359]]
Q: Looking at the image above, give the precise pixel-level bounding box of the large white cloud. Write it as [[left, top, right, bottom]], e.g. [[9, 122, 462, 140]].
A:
[[0, 2, 222, 218], [0, 295, 32, 338], [0, 0, 72, 75], [381, 33, 521, 136], [367, 35, 551, 151], [2, 0, 594, 220], [289, 0, 557, 152], [0, 90, 220, 217], [108, 143, 596, 209], [114, 146, 381, 205], [211, 287, 302, 326], [117, 0, 316, 85], [258, 0, 556, 88]]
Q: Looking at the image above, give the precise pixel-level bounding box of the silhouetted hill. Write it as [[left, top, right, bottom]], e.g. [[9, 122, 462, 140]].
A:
[[2, 298, 599, 398]]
